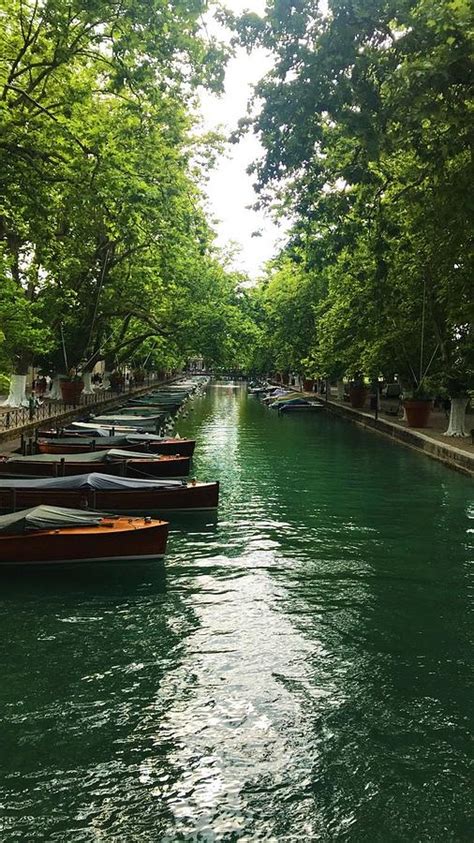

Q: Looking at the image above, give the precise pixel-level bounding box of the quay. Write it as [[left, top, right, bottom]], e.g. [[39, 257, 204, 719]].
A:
[[322, 394, 474, 477], [271, 383, 474, 477]]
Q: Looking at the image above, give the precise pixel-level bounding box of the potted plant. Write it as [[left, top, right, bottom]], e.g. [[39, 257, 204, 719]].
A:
[[109, 370, 125, 391], [402, 385, 433, 428], [60, 369, 84, 403], [349, 373, 368, 409], [133, 367, 146, 385]]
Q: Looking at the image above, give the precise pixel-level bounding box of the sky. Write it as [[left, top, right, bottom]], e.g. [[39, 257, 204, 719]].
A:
[[199, 0, 286, 279]]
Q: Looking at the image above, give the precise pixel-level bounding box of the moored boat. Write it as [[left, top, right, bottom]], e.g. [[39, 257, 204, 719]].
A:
[[277, 398, 323, 413], [0, 505, 169, 565], [36, 435, 195, 457], [0, 449, 191, 479], [0, 473, 219, 513], [91, 413, 166, 430]]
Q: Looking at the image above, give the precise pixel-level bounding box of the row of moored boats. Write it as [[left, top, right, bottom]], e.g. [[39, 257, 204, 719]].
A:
[[0, 377, 215, 566], [248, 381, 323, 412]]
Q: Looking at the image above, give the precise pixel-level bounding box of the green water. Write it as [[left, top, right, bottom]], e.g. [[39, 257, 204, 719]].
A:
[[0, 384, 472, 841]]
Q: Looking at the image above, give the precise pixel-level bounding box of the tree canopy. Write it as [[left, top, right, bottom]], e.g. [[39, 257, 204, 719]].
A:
[[0, 0, 254, 380], [0, 0, 471, 408], [239, 0, 473, 396]]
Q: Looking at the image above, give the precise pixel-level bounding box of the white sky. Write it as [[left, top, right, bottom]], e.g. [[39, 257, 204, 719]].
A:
[[199, 0, 286, 278]]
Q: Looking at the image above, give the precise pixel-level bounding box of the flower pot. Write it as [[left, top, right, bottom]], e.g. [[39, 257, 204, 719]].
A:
[[349, 385, 368, 409], [303, 378, 314, 392], [60, 379, 84, 403], [403, 398, 432, 428]]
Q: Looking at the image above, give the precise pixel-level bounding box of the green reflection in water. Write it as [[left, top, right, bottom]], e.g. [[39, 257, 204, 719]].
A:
[[0, 384, 472, 841]]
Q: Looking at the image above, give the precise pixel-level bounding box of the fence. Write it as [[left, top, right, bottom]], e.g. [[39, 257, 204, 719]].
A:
[[0, 376, 157, 432]]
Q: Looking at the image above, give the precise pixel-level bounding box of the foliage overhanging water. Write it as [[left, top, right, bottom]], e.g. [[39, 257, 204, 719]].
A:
[[0, 384, 472, 841]]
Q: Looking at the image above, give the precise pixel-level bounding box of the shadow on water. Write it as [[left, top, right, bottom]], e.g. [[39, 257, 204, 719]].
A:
[[0, 559, 168, 602]]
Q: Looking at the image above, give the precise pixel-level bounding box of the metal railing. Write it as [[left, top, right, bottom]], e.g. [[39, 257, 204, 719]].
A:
[[0, 375, 158, 432]]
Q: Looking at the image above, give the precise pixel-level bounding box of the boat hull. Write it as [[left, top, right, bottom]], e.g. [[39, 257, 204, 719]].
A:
[[0, 455, 191, 479], [279, 404, 322, 413], [0, 481, 219, 513], [0, 517, 168, 565], [37, 437, 196, 457]]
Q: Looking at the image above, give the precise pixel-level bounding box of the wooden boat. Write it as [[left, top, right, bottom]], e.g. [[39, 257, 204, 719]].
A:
[[0, 505, 169, 565], [69, 422, 158, 435], [0, 449, 191, 478], [116, 406, 174, 416], [36, 435, 195, 457], [91, 413, 166, 430], [278, 398, 323, 413], [122, 403, 183, 414], [0, 473, 219, 513], [134, 392, 189, 401]]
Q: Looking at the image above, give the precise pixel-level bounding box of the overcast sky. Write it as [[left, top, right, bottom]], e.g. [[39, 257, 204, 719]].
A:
[[199, 0, 286, 279]]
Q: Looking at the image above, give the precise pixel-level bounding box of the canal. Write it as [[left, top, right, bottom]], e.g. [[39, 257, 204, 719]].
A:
[[0, 383, 472, 840]]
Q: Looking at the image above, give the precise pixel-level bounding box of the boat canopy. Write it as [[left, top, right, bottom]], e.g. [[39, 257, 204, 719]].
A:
[[0, 505, 104, 534], [8, 449, 163, 464], [0, 472, 186, 490]]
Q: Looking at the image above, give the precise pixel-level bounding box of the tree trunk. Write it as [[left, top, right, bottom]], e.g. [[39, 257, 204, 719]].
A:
[[444, 396, 470, 437], [337, 380, 345, 400], [1, 374, 28, 407], [49, 374, 65, 400], [82, 372, 95, 395]]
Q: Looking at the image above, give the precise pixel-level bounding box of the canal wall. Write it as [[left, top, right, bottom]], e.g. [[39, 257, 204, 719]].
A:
[[323, 398, 474, 477]]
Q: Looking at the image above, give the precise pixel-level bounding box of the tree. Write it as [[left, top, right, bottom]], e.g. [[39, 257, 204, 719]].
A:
[[238, 0, 473, 432], [0, 0, 234, 403]]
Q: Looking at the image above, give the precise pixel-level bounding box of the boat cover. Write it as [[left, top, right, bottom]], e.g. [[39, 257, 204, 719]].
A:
[[91, 417, 164, 431], [39, 434, 175, 448], [0, 505, 104, 534], [115, 406, 170, 414], [93, 414, 163, 422], [68, 426, 110, 436], [7, 449, 163, 464], [65, 427, 170, 441], [70, 422, 149, 434], [0, 472, 186, 490]]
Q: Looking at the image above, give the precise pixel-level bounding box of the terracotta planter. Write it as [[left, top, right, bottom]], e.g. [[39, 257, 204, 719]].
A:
[[303, 378, 314, 392], [60, 379, 84, 403], [403, 398, 432, 428], [349, 385, 368, 409]]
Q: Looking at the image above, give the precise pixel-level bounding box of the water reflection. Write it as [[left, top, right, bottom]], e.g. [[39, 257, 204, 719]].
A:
[[0, 383, 471, 840]]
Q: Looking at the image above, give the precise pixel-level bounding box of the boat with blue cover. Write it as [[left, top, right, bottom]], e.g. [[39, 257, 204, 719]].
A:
[[0, 473, 219, 513]]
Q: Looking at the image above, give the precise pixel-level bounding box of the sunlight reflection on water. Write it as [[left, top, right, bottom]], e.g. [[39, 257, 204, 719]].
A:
[[0, 383, 471, 841]]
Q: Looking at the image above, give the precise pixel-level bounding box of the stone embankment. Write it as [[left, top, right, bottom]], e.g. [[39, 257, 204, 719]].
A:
[[321, 397, 473, 477]]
